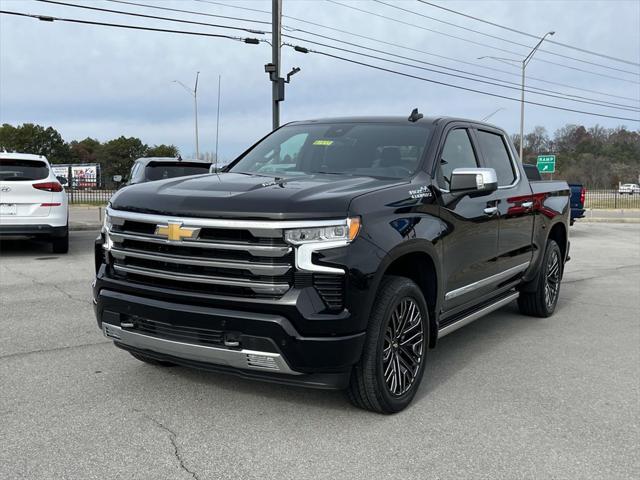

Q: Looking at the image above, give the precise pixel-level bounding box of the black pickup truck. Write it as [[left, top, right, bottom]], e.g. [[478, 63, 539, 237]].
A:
[[93, 115, 570, 413]]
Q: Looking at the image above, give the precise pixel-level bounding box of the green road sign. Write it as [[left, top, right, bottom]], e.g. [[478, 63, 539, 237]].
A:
[[537, 155, 556, 173]]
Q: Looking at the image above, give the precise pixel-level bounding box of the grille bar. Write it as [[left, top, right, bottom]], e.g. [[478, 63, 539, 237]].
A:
[[110, 248, 291, 276], [109, 231, 291, 257], [113, 264, 290, 295]]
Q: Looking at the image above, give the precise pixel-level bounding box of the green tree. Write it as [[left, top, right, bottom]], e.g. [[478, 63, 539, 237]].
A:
[[0, 123, 70, 163], [147, 144, 179, 157], [97, 136, 148, 178], [69, 137, 102, 164]]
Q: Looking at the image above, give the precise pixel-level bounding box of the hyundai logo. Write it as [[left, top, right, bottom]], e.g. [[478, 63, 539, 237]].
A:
[[0, 186, 11, 192]]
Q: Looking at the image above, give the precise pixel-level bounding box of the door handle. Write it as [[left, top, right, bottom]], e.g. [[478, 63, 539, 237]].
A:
[[483, 206, 498, 215], [521, 201, 534, 209]]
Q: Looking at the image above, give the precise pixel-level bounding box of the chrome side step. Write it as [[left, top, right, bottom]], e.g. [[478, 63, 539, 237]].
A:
[[438, 291, 519, 338]]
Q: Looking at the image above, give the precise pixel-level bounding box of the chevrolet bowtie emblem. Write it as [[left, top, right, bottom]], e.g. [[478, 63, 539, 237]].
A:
[[155, 222, 200, 241]]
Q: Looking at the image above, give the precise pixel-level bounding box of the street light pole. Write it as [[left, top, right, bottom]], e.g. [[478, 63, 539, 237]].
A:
[[481, 107, 506, 122], [478, 30, 554, 162], [215, 74, 221, 168], [194, 71, 200, 160], [520, 31, 554, 163], [173, 71, 200, 160]]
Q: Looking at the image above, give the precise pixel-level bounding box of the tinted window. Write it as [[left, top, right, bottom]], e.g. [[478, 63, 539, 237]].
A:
[[0, 159, 49, 181], [144, 162, 210, 182], [476, 131, 516, 186], [438, 129, 477, 188], [229, 123, 433, 179]]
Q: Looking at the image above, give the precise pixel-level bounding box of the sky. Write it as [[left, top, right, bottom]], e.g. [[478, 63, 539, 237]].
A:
[[1, 0, 639, 161]]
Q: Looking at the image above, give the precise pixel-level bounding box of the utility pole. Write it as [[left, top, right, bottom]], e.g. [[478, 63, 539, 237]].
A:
[[265, 0, 301, 131], [271, 0, 282, 131], [173, 71, 201, 160]]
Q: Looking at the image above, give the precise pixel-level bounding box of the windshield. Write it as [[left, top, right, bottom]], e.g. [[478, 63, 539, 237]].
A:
[[228, 122, 433, 179], [144, 162, 210, 182], [0, 159, 49, 181]]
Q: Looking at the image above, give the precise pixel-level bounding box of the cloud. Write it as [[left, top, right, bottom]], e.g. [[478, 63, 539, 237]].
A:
[[1, 0, 638, 160]]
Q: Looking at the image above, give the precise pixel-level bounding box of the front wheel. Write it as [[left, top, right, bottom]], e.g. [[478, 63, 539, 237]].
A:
[[347, 276, 429, 414], [518, 239, 563, 317]]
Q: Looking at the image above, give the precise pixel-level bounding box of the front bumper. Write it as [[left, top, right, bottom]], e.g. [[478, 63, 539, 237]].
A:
[[94, 288, 366, 389], [0, 224, 67, 237]]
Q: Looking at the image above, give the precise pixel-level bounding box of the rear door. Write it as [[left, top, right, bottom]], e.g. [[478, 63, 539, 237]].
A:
[[0, 158, 53, 218], [473, 127, 534, 275], [435, 124, 501, 313]]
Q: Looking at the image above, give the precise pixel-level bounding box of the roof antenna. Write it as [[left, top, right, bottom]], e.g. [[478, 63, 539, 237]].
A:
[[408, 108, 423, 122]]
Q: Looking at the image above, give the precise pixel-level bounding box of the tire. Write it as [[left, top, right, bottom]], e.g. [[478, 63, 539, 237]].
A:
[[347, 276, 429, 414], [129, 351, 176, 367], [518, 239, 563, 317], [51, 228, 69, 254]]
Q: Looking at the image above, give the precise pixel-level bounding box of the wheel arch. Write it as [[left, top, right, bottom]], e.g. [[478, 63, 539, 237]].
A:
[[548, 221, 568, 262], [367, 241, 442, 348]]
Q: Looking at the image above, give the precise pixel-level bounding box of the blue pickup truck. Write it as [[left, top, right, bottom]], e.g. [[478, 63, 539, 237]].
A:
[[523, 164, 584, 226], [568, 183, 586, 225]]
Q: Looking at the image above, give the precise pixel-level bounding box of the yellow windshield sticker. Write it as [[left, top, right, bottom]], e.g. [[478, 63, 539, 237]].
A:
[[313, 139, 333, 146]]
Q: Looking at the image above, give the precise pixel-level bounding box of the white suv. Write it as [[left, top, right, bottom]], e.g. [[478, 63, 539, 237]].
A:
[[0, 152, 69, 253]]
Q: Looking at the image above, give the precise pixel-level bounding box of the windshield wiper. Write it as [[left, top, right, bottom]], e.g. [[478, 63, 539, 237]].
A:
[[229, 171, 274, 178], [313, 171, 352, 176]]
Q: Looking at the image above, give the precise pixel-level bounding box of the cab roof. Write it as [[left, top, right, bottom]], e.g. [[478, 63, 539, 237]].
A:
[[286, 115, 504, 132]]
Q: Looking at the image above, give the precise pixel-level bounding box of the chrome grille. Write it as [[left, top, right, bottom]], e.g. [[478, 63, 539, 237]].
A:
[[105, 209, 295, 299]]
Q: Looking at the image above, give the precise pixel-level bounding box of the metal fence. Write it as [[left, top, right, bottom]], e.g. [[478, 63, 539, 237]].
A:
[[584, 189, 640, 209], [65, 175, 118, 205]]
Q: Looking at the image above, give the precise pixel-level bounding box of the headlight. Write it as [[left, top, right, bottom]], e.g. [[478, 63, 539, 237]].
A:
[[284, 217, 361, 245], [101, 210, 113, 250], [102, 212, 111, 233]]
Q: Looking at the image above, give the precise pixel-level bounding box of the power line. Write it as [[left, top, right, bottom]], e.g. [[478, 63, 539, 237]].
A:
[[285, 43, 639, 123], [418, 0, 640, 67], [0, 9, 263, 44], [36, 0, 266, 35], [193, 0, 271, 15], [375, 0, 639, 76], [105, 0, 271, 26], [284, 33, 639, 113], [326, 0, 640, 85], [284, 25, 639, 110], [190, 0, 640, 103]]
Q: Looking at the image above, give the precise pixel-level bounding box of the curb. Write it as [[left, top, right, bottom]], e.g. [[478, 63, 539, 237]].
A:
[[70, 224, 101, 231], [579, 218, 640, 224]]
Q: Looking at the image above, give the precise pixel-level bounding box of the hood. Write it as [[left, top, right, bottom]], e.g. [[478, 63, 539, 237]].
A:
[[109, 172, 405, 219]]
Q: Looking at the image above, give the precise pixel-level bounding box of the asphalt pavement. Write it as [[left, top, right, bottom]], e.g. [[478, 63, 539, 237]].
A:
[[1, 224, 639, 479]]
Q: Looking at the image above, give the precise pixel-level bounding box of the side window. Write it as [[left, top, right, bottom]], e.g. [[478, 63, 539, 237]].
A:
[[476, 130, 516, 186], [438, 128, 478, 188], [129, 163, 141, 182]]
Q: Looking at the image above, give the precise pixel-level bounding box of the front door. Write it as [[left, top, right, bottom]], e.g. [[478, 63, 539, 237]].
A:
[[435, 126, 501, 314]]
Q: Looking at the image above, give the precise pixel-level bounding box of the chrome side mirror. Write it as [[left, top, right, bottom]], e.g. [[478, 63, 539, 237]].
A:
[[450, 168, 498, 195]]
